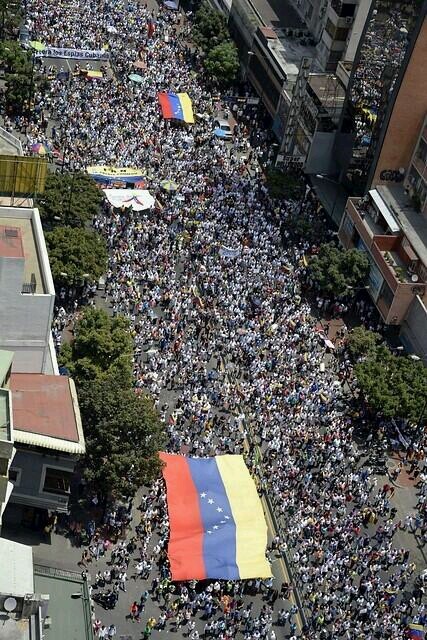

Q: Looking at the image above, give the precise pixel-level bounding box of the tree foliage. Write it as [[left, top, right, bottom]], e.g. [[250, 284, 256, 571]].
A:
[[78, 380, 165, 499], [59, 307, 133, 387], [308, 243, 370, 297], [204, 40, 240, 85], [266, 168, 303, 200], [38, 172, 103, 229], [0, 40, 31, 74], [192, 1, 230, 51], [355, 345, 427, 423], [0, 41, 33, 114], [346, 326, 381, 358], [46, 226, 107, 286]]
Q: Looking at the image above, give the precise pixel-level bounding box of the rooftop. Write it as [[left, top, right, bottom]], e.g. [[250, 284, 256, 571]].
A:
[[252, 0, 306, 29], [308, 74, 346, 110], [0, 216, 44, 293], [377, 184, 427, 266], [10, 374, 85, 454], [33, 566, 93, 640], [274, 34, 321, 76], [0, 538, 34, 596]]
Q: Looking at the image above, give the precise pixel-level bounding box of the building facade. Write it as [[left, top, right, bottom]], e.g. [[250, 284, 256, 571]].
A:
[[339, 185, 427, 357], [6, 372, 85, 527], [337, 0, 426, 196], [0, 350, 15, 530]]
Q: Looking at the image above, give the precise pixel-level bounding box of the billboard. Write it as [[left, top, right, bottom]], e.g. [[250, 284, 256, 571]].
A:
[[0, 155, 48, 197]]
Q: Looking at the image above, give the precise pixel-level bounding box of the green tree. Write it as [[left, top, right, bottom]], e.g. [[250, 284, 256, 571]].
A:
[[266, 168, 303, 200], [0, 41, 31, 73], [193, 1, 230, 51], [46, 226, 107, 286], [78, 379, 165, 499], [308, 243, 369, 297], [346, 326, 381, 358], [0, 2, 22, 40], [0, 41, 33, 114], [59, 307, 134, 387], [204, 40, 239, 85], [355, 345, 427, 423], [38, 172, 103, 229]]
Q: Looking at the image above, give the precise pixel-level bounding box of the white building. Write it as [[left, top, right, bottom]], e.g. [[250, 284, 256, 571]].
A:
[[0, 206, 58, 375]]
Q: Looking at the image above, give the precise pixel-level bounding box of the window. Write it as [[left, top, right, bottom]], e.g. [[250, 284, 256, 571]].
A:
[[9, 468, 21, 486], [335, 26, 350, 41], [331, 0, 356, 17], [416, 138, 427, 164], [42, 467, 73, 495], [325, 19, 336, 38]]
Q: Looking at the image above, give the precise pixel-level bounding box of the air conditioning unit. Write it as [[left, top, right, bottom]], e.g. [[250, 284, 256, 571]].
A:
[[345, 17, 353, 24]]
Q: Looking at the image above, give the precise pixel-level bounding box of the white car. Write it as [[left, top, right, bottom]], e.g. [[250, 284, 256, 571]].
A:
[[214, 119, 234, 140]]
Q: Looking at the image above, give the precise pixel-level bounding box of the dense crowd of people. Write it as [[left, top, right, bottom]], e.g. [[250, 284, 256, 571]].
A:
[[349, 1, 417, 164], [16, 0, 427, 638]]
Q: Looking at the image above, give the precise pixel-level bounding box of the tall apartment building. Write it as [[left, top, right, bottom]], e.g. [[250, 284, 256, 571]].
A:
[[337, 0, 427, 195]]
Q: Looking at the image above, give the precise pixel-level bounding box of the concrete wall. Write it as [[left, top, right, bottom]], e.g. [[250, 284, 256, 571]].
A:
[[9, 449, 76, 513], [344, 0, 372, 62], [372, 17, 427, 185]]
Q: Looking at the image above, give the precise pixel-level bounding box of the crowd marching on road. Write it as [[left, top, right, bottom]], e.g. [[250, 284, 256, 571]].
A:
[[11, 0, 427, 638]]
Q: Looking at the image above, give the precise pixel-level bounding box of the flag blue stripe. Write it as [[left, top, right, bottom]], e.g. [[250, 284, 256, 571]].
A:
[[187, 458, 239, 579], [167, 93, 184, 121]]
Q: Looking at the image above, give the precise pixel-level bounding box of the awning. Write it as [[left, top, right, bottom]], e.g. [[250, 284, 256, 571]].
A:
[[368, 189, 400, 233]]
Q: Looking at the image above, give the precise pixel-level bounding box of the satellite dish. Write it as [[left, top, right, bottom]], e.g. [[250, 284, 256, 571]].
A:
[[411, 274, 419, 282], [4, 597, 17, 612]]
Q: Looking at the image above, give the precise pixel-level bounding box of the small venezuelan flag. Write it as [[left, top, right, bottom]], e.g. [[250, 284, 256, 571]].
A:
[[158, 92, 195, 124], [160, 453, 272, 581], [408, 624, 425, 639]]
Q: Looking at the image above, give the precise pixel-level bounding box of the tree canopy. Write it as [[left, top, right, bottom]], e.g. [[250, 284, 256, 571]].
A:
[[308, 243, 370, 297], [204, 40, 240, 85], [38, 172, 103, 229], [78, 379, 165, 499], [346, 326, 381, 359], [192, 1, 230, 51], [355, 345, 427, 423], [59, 307, 134, 387], [46, 226, 107, 286], [266, 168, 304, 200]]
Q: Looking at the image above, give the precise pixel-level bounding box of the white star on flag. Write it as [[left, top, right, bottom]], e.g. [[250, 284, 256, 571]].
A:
[[208, 498, 214, 504], [213, 525, 219, 530], [207, 530, 212, 535], [200, 492, 206, 498], [216, 507, 223, 512], [220, 520, 226, 524], [224, 515, 230, 519]]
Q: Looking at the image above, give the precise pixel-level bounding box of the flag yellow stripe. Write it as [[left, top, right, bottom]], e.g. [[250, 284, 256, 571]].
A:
[[178, 93, 195, 124], [215, 455, 272, 579]]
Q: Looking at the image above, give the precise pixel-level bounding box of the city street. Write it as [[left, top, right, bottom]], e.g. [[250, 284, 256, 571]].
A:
[[2, 0, 426, 639]]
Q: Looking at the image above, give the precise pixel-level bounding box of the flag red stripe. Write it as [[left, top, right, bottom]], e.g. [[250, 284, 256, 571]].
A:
[[160, 453, 206, 580], [158, 93, 174, 119]]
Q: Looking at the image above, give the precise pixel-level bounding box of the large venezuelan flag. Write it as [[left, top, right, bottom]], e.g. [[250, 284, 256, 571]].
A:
[[158, 92, 195, 124], [160, 453, 272, 581]]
